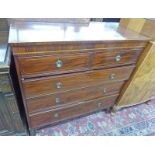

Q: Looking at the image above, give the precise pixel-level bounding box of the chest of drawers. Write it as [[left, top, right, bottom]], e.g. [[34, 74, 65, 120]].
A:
[[9, 22, 149, 135]]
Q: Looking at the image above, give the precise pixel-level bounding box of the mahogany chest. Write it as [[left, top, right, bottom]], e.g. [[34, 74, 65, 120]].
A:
[[8, 22, 149, 135]]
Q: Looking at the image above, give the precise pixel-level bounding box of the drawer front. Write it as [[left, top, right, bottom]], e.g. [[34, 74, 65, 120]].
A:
[[92, 49, 141, 68], [17, 53, 89, 78], [29, 94, 118, 128], [23, 65, 135, 99], [27, 81, 124, 113]]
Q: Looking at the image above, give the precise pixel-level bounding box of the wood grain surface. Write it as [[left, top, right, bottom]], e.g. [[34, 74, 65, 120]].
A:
[[29, 94, 119, 129], [23, 65, 135, 99], [26, 81, 124, 113], [116, 42, 155, 108], [9, 21, 150, 130], [115, 19, 155, 109]]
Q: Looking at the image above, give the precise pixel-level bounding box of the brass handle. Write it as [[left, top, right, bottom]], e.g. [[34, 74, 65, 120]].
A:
[[55, 98, 61, 103], [103, 88, 106, 93], [56, 82, 62, 89], [55, 59, 63, 68], [115, 55, 121, 62], [53, 113, 59, 118], [109, 74, 116, 80]]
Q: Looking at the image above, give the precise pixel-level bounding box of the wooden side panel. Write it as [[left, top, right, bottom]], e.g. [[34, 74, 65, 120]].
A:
[[141, 20, 155, 40], [127, 19, 146, 33], [120, 18, 155, 39], [119, 18, 130, 28], [116, 42, 155, 108], [120, 18, 146, 33]]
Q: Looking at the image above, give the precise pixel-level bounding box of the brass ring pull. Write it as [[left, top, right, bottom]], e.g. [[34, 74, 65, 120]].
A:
[[53, 113, 59, 118], [55, 98, 61, 103], [115, 55, 121, 62], [56, 82, 62, 89], [103, 88, 106, 93], [56, 59, 63, 68], [109, 74, 116, 80]]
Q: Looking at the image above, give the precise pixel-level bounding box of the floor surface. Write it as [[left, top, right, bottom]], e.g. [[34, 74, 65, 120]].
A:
[[37, 100, 155, 136]]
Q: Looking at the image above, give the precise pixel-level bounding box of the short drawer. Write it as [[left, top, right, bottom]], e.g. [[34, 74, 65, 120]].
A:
[[29, 94, 118, 128], [17, 53, 89, 78], [23, 65, 135, 98], [92, 49, 142, 68], [26, 81, 124, 113]]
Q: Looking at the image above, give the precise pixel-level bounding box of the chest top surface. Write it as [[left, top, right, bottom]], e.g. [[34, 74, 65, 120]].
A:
[[8, 22, 150, 45]]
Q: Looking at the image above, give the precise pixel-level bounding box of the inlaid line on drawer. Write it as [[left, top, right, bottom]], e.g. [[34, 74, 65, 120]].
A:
[[17, 48, 143, 78], [92, 49, 142, 68], [26, 81, 125, 114], [29, 94, 119, 129], [23, 65, 135, 99], [17, 53, 90, 78]]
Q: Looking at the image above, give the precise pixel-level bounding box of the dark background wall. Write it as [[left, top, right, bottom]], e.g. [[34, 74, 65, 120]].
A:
[[91, 18, 120, 22]]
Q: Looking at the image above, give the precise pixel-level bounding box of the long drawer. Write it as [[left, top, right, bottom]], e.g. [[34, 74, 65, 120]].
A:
[[23, 65, 135, 98], [17, 48, 141, 78], [26, 81, 124, 113], [29, 94, 119, 129]]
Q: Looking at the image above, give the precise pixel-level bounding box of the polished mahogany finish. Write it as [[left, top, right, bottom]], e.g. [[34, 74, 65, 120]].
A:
[[92, 48, 142, 68], [9, 21, 149, 134], [29, 94, 119, 129], [26, 81, 124, 113], [17, 53, 89, 78], [16, 48, 143, 78], [23, 65, 134, 98]]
